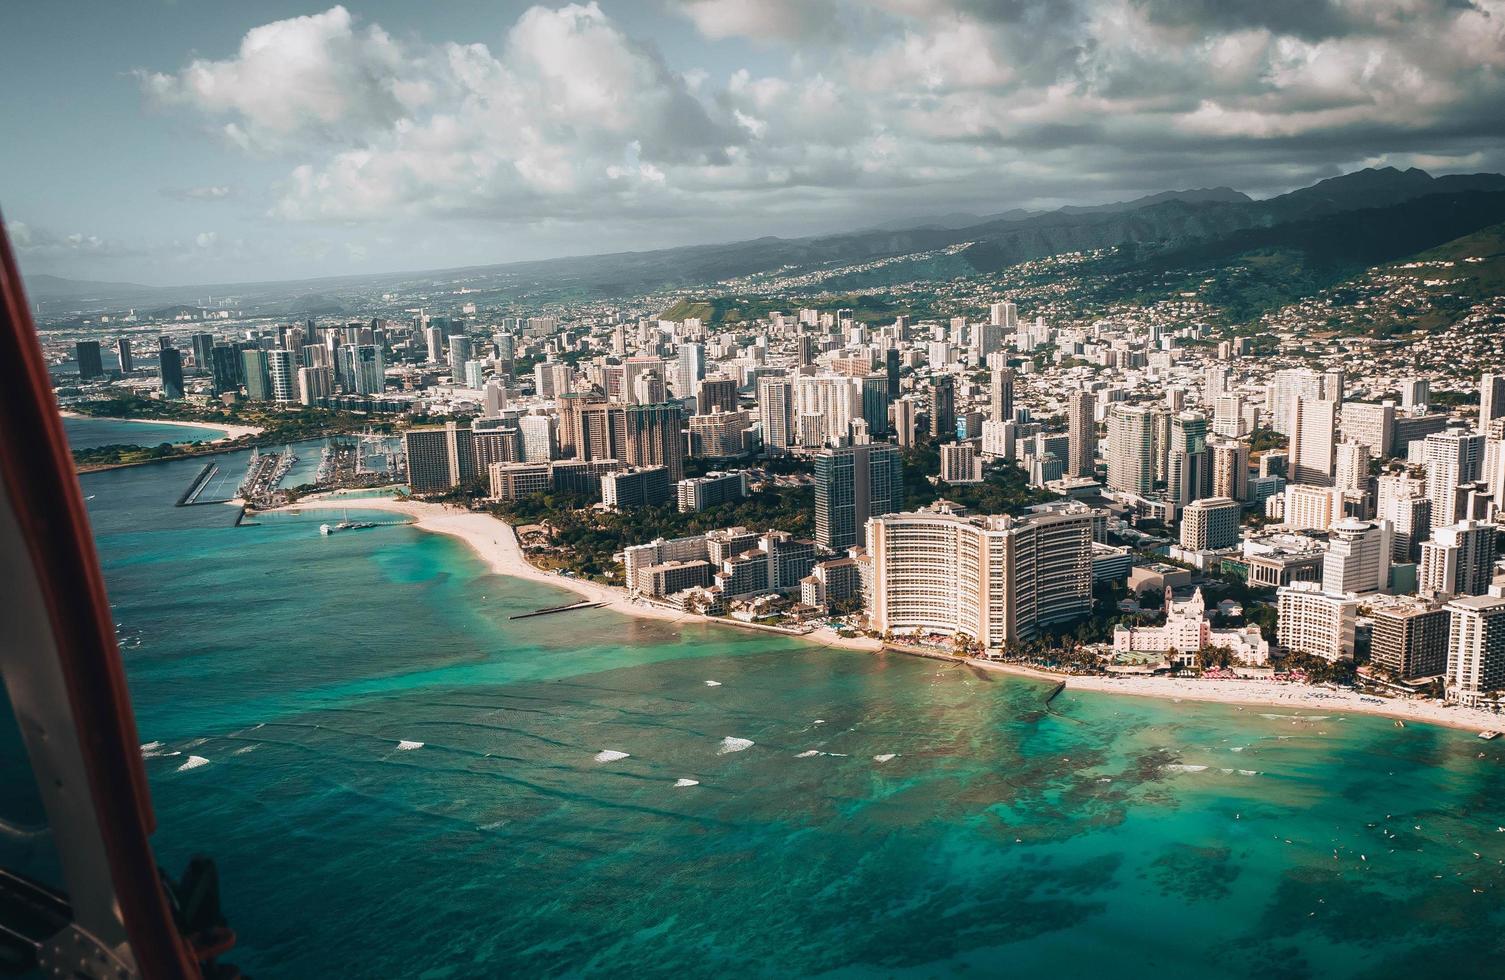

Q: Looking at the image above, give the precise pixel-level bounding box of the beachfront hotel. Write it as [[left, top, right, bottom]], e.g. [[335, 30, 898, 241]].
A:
[[866, 500, 1095, 654]]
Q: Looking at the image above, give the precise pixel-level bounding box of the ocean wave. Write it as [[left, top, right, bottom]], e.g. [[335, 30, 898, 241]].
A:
[[177, 755, 210, 772], [704, 680, 722, 687], [140, 741, 163, 752], [674, 778, 700, 788], [795, 750, 822, 758], [1164, 764, 1208, 773], [477, 820, 506, 831], [594, 749, 630, 763], [873, 753, 897, 763], [1230, 746, 1245, 752], [1259, 713, 1330, 721], [718, 737, 754, 754], [396, 740, 425, 751], [232, 744, 259, 755]]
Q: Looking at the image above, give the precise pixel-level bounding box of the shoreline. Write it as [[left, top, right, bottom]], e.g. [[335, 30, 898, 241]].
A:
[[272, 493, 1505, 736], [61, 410, 264, 442]]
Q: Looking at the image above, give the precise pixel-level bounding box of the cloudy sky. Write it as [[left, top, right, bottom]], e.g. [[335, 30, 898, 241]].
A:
[[4, 0, 1504, 286]]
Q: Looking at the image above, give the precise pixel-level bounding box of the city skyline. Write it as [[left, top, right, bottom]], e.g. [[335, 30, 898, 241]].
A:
[[5, 0, 1505, 285]]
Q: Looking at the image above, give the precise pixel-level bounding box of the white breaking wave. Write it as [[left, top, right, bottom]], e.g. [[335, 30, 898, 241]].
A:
[[396, 740, 425, 751], [704, 680, 722, 687], [795, 749, 822, 758], [1230, 746, 1245, 752], [594, 749, 630, 763], [813, 719, 826, 724], [1164, 764, 1208, 773], [873, 753, 897, 763], [140, 741, 163, 752], [1260, 713, 1330, 721], [1237, 769, 1260, 776], [718, 737, 754, 754], [177, 755, 210, 772], [232, 744, 259, 756], [674, 778, 700, 788], [477, 820, 506, 831]]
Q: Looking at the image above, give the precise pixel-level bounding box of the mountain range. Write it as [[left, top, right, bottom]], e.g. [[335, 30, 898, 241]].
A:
[[21, 167, 1505, 316]]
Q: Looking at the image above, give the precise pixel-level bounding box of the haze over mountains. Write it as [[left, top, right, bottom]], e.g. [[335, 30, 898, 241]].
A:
[[22, 167, 1505, 316]]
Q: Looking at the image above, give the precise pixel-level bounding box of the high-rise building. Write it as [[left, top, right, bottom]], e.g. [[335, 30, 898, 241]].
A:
[[677, 471, 747, 513], [1106, 405, 1155, 495], [158, 348, 185, 400], [404, 421, 478, 493], [1179, 497, 1240, 551], [190, 332, 216, 375], [1269, 368, 1330, 435], [1420, 520, 1496, 599], [757, 376, 795, 452], [600, 466, 671, 510], [1444, 593, 1505, 706], [939, 442, 982, 483], [1333, 439, 1369, 493], [242, 349, 271, 401], [1282, 484, 1346, 531], [1369, 598, 1449, 680], [867, 501, 1095, 652], [297, 365, 332, 405], [1276, 583, 1358, 660], [893, 397, 917, 450], [1340, 401, 1396, 458], [1289, 397, 1338, 486], [1066, 390, 1095, 478], [990, 366, 1015, 423], [1209, 438, 1249, 501], [677, 342, 705, 398], [534, 361, 572, 400], [519, 414, 556, 463], [1481, 373, 1505, 435], [1401, 377, 1430, 413], [347, 345, 383, 395], [814, 443, 903, 552], [1423, 429, 1484, 538], [116, 337, 134, 375], [75, 340, 104, 380], [688, 410, 751, 458], [929, 375, 955, 438], [885, 348, 901, 403], [1165, 411, 1210, 506], [266, 349, 297, 403], [1322, 518, 1392, 596], [448, 334, 473, 384], [697, 377, 738, 415], [210, 344, 241, 395]]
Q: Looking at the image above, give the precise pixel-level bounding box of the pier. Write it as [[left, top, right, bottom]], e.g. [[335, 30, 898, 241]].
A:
[[1045, 680, 1067, 704], [508, 601, 606, 620]]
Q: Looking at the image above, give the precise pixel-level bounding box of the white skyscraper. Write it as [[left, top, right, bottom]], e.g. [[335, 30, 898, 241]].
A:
[[1445, 593, 1505, 705], [1290, 397, 1338, 486], [1333, 439, 1369, 493], [1423, 430, 1484, 538], [1106, 405, 1155, 495], [677, 342, 705, 398], [1322, 518, 1392, 596]]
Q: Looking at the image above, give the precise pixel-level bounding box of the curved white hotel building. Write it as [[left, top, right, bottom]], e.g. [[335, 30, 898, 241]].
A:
[[866, 501, 1096, 653]]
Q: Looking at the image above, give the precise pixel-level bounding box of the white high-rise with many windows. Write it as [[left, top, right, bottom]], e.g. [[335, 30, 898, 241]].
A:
[[1106, 404, 1155, 495]]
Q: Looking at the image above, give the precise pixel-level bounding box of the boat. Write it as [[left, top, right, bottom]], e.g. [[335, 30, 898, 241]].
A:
[[1394, 720, 1405, 728], [1478, 730, 1501, 740], [319, 510, 376, 536]]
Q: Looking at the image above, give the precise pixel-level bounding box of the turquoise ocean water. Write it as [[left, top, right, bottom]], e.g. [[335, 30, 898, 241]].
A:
[[8, 445, 1505, 977]]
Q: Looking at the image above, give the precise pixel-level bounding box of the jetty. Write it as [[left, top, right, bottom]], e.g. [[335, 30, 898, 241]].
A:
[[175, 463, 220, 506], [509, 600, 606, 620], [1045, 680, 1067, 704]]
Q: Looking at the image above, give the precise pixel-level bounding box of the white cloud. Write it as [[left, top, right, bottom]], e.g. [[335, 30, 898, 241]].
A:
[[136, 5, 424, 150], [133, 0, 1505, 237]]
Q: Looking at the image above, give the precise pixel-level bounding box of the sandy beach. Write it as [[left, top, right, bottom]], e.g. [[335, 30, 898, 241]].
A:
[[61, 410, 263, 442], [275, 493, 1504, 736]]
